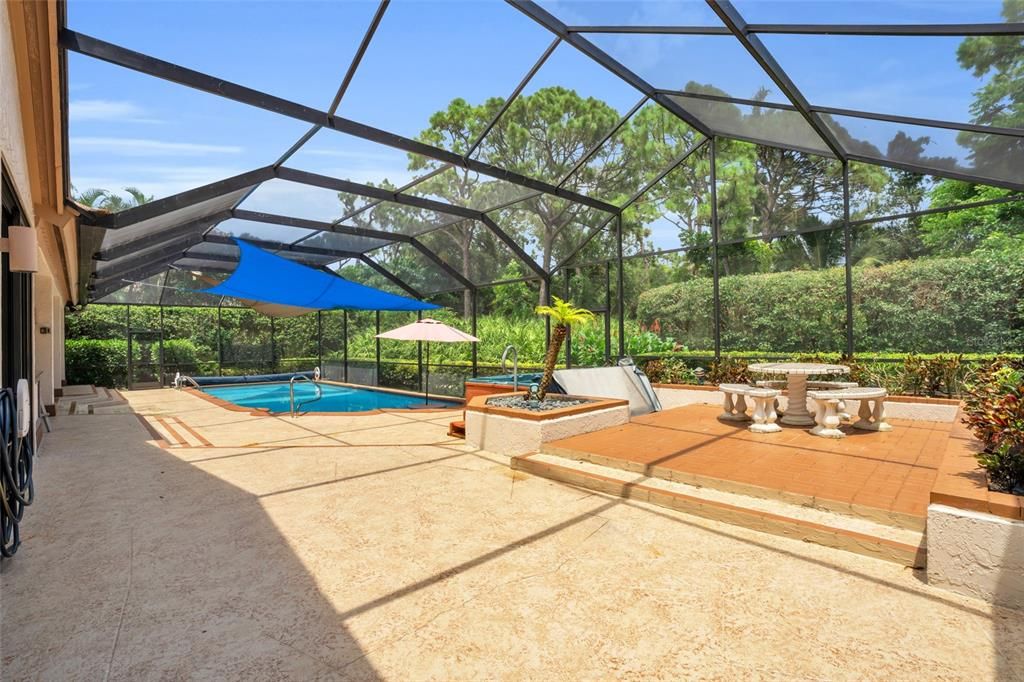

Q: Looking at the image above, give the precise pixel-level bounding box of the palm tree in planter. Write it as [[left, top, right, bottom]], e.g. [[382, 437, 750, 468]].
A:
[[535, 296, 595, 400]]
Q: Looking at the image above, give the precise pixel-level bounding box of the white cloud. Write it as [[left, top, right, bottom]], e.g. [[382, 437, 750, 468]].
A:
[[71, 137, 244, 157], [69, 99, 160, 123]]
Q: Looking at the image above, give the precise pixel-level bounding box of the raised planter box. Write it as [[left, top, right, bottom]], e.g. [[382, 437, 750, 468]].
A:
[[926, 419, 1024, 609], [464, 392, 629, 457]]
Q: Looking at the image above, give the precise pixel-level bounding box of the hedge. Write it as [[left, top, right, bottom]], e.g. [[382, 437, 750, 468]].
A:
[[636, 254, 1024, 354], [67, 339, 128, 387]]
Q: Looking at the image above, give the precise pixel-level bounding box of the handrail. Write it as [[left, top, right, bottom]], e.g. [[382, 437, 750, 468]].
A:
[[500, 345, 519, 392], [174, 372, 200, 389], [289, 374, 323, 417]]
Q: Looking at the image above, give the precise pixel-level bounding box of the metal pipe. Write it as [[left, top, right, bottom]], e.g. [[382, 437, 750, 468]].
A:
[[500, 345, 519, 391], [343, 310, 349, 383], [710, 137, 722, 359], [471, 288, 479, 378], [616, 214, 625, 358], [604, 262, 611, 365], [842, 161, 854, 357]]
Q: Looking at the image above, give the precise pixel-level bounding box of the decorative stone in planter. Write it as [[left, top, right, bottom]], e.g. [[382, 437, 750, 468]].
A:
[[464, 391, 629, 457]]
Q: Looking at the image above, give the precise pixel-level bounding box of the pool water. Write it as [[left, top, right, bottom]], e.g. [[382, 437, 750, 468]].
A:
[[203, 382, 460, 413]]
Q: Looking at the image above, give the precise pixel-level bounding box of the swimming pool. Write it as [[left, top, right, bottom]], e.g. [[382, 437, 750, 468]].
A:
[[202, 382, 460, 413]]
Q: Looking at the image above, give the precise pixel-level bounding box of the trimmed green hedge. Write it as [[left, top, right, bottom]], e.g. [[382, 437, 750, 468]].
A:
[[67, 339, 128, 387], [636, 254, 1024, 354]]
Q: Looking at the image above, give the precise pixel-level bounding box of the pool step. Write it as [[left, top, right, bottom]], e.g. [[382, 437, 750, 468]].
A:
[[448, 420, 466, 439], [512, 452, 926, 567]]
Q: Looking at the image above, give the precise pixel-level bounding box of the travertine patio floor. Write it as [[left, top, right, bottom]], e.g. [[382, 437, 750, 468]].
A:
[[2, 388, 1022, 680]]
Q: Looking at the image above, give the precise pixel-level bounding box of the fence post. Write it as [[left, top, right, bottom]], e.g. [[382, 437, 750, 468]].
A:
[[417, 310, 423, 391], [471, 288, 478, 378], [375, 310, 381, 387], [269, 316, 277, 373], [343, 310, 349, 383], [317, 310, 323, 369], [216, 302, 223, 376], [564, 267, 572, 368], [604, 262, 612, 365]]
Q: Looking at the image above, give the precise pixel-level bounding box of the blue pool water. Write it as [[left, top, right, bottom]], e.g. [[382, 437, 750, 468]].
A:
[[203, 382, 460, 413]]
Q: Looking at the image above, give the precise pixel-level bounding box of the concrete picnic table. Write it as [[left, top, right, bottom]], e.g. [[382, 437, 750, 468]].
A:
[[747, 362, 850, 426]]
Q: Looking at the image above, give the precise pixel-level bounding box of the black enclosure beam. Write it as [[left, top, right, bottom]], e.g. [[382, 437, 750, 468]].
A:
[[553, 136, 710, 275], [232, 209, 410, 244], [709, 137, 722, 359], [359, 254, 425, 299], [202, 233, 361, 259], [663, 89, 800, 111], [508, 1, 714, 138], [94, 235, 207, 280], [466, 35, 561, 160], [558, 95, 649, 188], [478, 214, 548, 280], [706, 1, 847, 161], [568, 23, 1024, 36], [327, 0, 389, 115], [93, 210, 233, 261], [81, 167, 274, 229], [276, 166, 481, 220], [329, 163, 453, 233], [60, 29, 616, 214], [747, 23, 1024, 36], [567, 25, 731, 35], [91, 260, 173, 299], [842, 160, 854, 357], [845, 153, 1024, 193], [851, 193, 1024, 227], [810, 105, 1024, 139], [407, 238, 475, 290], [666, 89, 1024, 139]]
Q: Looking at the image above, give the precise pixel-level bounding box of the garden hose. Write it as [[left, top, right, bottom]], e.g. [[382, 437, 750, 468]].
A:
[[0, 388, 34, 558]]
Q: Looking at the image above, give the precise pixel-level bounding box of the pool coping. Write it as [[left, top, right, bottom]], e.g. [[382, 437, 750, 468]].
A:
[[185, 380, 463, 417]]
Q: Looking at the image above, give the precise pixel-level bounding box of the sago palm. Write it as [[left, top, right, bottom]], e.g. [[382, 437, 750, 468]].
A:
[[535, 296, 594, 400]]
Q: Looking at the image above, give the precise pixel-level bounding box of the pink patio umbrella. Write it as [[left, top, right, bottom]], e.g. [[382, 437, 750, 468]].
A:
[[376, 318, 480, 404]]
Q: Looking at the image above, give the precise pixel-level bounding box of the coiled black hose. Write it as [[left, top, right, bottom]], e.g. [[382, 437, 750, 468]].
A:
[[0, 388, 34, 558]]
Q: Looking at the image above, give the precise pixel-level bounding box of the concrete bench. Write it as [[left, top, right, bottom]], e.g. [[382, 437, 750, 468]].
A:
[[719, 384, 781, 433], [807, 387, 890, 438], [808, 380, 858, 419]]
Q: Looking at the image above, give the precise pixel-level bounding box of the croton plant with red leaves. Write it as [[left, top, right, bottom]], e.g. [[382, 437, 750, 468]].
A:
[[962, 358, 1024, 495]]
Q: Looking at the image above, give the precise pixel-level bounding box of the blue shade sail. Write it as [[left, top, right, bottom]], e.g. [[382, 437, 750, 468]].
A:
[[201, 240, 438, 312]]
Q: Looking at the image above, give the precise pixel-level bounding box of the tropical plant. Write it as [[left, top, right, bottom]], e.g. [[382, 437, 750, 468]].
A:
[[535, 296, 594, 399], [962, 358, 1024, 494], [73, 186, 154, 212]]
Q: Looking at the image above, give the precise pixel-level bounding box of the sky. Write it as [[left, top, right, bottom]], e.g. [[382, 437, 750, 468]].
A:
[[67, 0, 1012, 252]]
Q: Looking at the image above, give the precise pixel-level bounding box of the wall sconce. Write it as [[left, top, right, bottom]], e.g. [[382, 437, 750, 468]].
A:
[[0, 226, 38, 273]]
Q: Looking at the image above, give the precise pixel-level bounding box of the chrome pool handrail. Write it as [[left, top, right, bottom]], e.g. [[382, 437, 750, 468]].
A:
[[289, 374, 323, 418], [500, 344, 519, 392], [174, 372, 200, 389]]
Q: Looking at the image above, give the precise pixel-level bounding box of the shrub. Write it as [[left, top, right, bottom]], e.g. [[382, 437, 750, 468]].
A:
[[66, 339, 128, 387], [962, 359, 1024, 494], [636, 254, 1024, 354]]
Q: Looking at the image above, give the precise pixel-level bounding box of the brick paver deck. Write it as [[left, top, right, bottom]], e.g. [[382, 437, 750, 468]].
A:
[[545, 404, 951, 522]]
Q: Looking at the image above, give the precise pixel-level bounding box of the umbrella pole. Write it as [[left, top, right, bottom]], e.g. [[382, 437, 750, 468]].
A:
[[424, 342, 430, 405]]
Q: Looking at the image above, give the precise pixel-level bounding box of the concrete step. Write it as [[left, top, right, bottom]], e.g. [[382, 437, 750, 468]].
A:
[[513, 452, 926, 567], [55, 386, 131, 415], [542, 440, 925, 533]]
